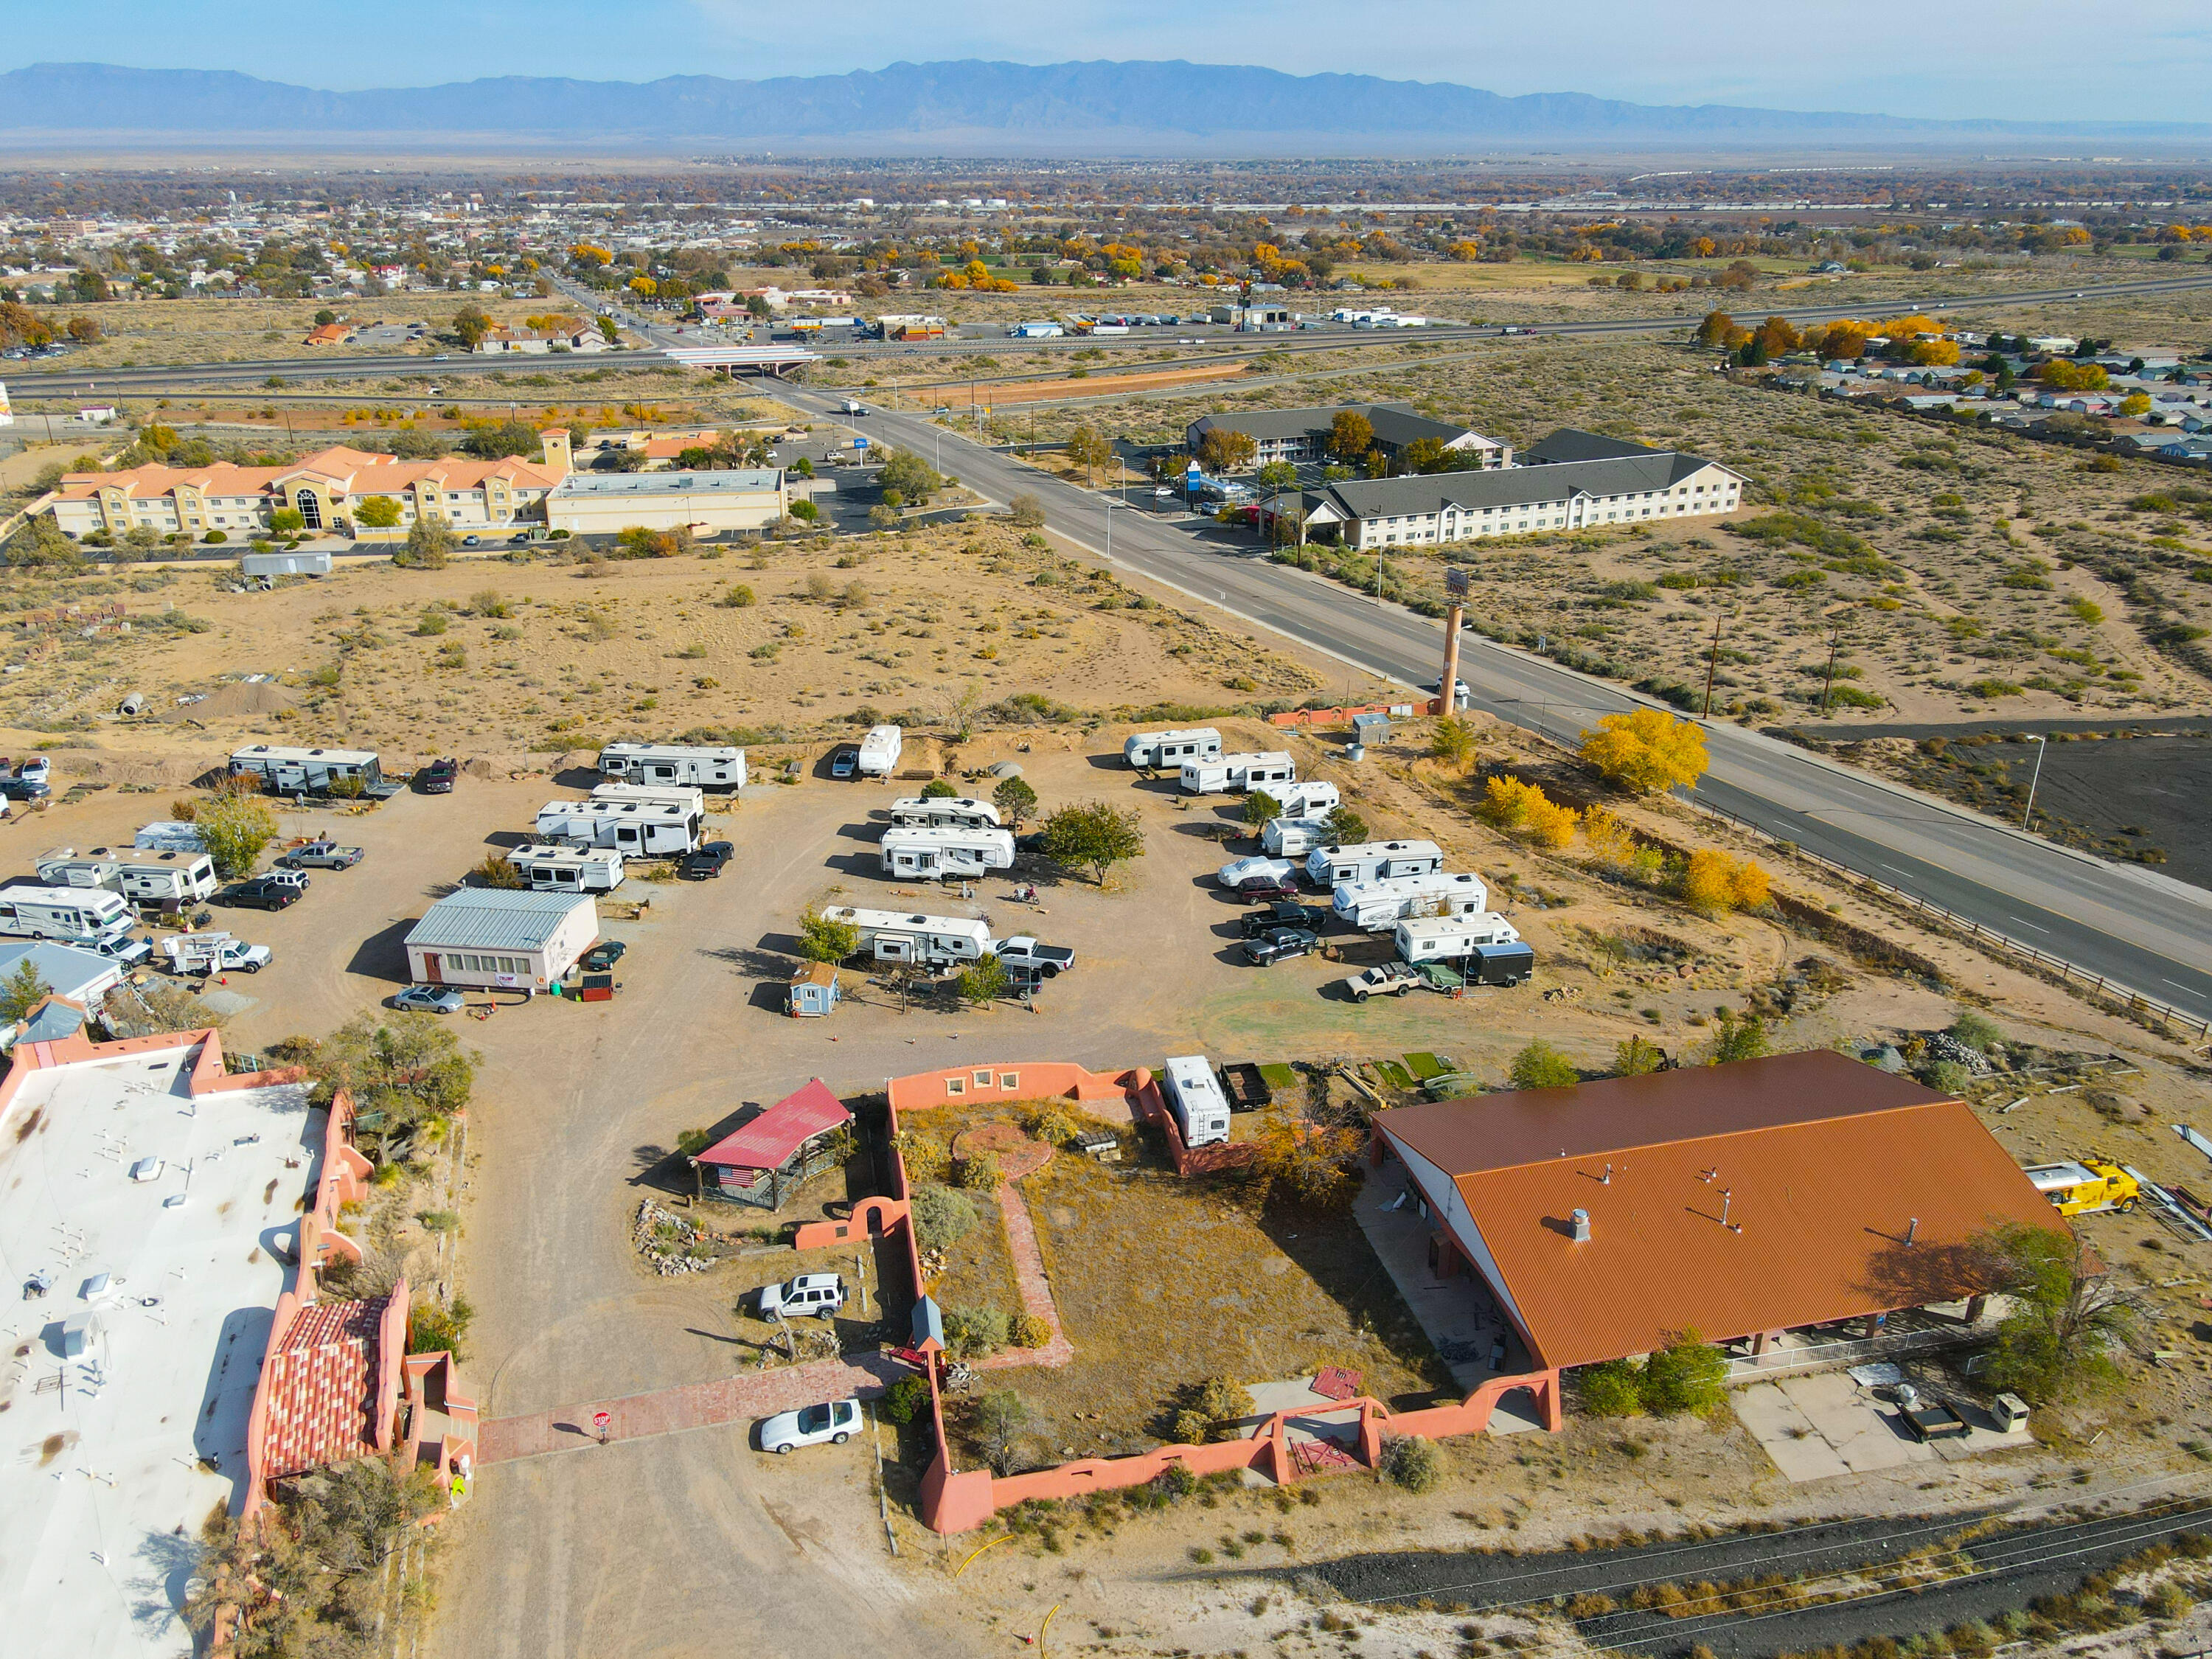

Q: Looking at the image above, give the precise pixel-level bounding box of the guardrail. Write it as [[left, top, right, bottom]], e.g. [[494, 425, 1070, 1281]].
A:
[[1688, 795, 2212, 1043]]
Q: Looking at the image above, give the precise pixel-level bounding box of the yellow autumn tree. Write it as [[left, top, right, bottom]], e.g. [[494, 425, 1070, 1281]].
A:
[[1481, 776, 1577, 848], [1580, 709, 1710, 795], [1680, 849, 1770, 914]]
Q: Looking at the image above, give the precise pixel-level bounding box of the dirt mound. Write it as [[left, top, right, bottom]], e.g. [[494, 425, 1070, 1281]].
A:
[[163, 681, 298, 723], [463, 758, 496, 779]]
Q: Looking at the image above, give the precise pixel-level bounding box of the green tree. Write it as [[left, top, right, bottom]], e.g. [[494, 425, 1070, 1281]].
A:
[[1641, 1330, 1730, 1415], [268, 507, 305, 537], [1974, 1220, 2140, 1402], [1255, 459, 1299, 490], [0, 958, 53, 1022], [990, 775, 1038, 829], [4, 515, 90, 574], [797, 908, 861, 964], [1064, 424, 1114, 486], [1509, 1040, 1579, 1091], [957, 953, 1010, 1006], [1576, 1360, 1644, 1416], [876, 448, 945, 505], [451, 305, 494, 348], [920, 777, 959, 799], [194, 790, 280, 878], [1327, 409, 1376, 464], [1704, 1010, 1770, 1065], [305, 1012, 479, 1137], [1614, 1034, 1664, 1077], [461, 419, 540, 460], [1242, 788, 1282, 828], [1326, 804, 1369, 846], [353, 494, 401, 529], [596, 314, 619, 342], [1429, 715, 1478, 769], [473, 853, 524, 889], [1039, 800, 1146, 884], [397, 515, 454, 569], [1194, 428, 1256, 474]]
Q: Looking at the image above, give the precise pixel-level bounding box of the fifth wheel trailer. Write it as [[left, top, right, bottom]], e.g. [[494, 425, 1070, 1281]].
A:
[[1123, 728, 1221, 769], [38, 846, 218, 909], [888, 796, 1001, 830], [532, 798, 702, 855], [1304, 840, 1444, 888], [597, 742, 747, 790], [878, 826, 1015, 879], [818, 906, 992, 969], [1332, 871, 1491, 931], [229, 744, 389, 796]]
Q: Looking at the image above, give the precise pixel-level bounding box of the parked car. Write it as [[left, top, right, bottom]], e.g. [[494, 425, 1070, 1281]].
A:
[[277, 840, 364, 870], [758, 1273, 846, 1320], [420, 757, 459, 794], [681, 841, 734, 880], [460, 535, 481, 548], [1216, 855, 1301, 900], [392, 985, 466, 1015], [0, 776, 50, 801], [1345, 961, 1425, 1002], [580, 940, 627, 973], [1240, 900, 1329, 940], [830, 746, 859, 779], [995, 936, 1074, 978], [759, 1397, 861, 1454], [218, 877, 302, 911], [262, 869, 310, 891], [1244, 927, 1319, 967]]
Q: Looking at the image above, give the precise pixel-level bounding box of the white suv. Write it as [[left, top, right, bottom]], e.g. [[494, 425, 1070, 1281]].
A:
[[758, 1273, 846, 1320]]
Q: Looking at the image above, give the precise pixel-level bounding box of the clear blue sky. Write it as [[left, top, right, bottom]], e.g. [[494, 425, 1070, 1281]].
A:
[[9, 0, 2205, 124]]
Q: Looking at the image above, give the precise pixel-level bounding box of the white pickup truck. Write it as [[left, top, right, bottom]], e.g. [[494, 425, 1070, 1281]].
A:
[[161, 933, 271, 975], [995, 936, 1076, 978]]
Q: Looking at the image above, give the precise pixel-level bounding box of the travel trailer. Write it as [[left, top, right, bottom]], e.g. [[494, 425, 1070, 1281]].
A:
[[507, 844, 626, 892], [0, 885, 136, 948], [597, 742, 747, 790], [818, 905, 993, 969], [887, 796, 1001, 830], [590, 780, 707, 815], [1161, 1055, 1232, 1150], [1393, 913, 1523, 964], [878, 825, 1015, 878], [1260, 817, 1336, 858], [1273, 780, 1340, 819], [37, 846, 218, 908], [1332, 871, 1492, 931], [1304, 840, 1446, 888], [1123, 728, 1222, 770], [1179, 751, 1297, 796], [531, 797, 702, 855], [856, 725, 904, 778], [229, 744, 387, 796]]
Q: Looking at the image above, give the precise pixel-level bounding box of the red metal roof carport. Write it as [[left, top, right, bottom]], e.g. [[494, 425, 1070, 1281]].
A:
[[695, 1079, 852, 1196]]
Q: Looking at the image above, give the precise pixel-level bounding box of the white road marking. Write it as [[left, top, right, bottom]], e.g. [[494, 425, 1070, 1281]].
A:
[[2010, 918, 2051, 934]]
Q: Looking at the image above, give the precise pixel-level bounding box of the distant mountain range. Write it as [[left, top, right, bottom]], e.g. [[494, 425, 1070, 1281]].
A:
[[1, 60, 2205, 153]]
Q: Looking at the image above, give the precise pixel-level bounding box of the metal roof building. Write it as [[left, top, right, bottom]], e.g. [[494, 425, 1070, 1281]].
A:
[[1370, 1051, 2068, 1372], [403, 888, 598, 992], [544, 467, 789, 535]]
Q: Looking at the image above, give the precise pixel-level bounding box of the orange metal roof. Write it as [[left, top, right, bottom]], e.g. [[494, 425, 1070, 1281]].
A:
[[1374, 1051, 2067, 1371]]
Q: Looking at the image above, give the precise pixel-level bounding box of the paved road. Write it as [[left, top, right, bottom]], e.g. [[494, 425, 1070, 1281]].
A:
[[11, 271, 2212, 400], [770, 379, 2212, 1026]]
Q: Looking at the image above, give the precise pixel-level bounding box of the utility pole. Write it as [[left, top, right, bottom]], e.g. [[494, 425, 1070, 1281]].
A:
[[2021, 732, 2049, 830], [1700, 607, 1725, 718], [1819, 623, 1842, 716]]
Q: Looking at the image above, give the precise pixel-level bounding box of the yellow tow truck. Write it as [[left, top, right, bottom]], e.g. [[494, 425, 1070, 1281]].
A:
[[2025, 1158, 2144, 1217]]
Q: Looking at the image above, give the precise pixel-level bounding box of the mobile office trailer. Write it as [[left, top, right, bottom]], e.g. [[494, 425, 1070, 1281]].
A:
[[531, 798, 702, 855], [1394, 912, 1523, 964], [856, 725, 903, 778], [1178, 751, 1297, 796], [1306, 839, 1445, 888], [507, 843, 626, 893], [888, 796, 1002, 830], [0, 885, 136, 947], [229, 744, 385, 796], [1261, 816, 1336, 858], [1123, 728, 1222, 770], [597, 742, 747, 790], [1161, 1055, 1232, 1150], [1273, 780, 1340, 819], [879, 825, 1015, 878], [1332, 870, 1491, 932], [818, 905, 993, 969]]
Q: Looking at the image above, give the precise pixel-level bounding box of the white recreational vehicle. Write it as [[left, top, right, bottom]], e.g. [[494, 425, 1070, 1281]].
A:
[[1179, 751, 1297, 796], [0, 885, 137, 949], [1161, 1055, 1231, 1150], [1305, 840, 1445, 888], [1260, 817, 1336, 858], [856, 725, 904, 778], [532, 797, 702, 855], [818, 905, 993, 969], [1332, 870, 1491, 932], [229, 744, 386, 796], [508, 843, 626, 893], [37, 846, 218, 908], [135, 821, 206, 855], [1273, 779, 1340, 819], [590, 780, 707, 814], [1123, 728, 1222, 770], [597, 742, 746, 790], [1394, 913, 1523, 964], [879, 825, 1015, 879], [888, 795, 1001, 830]]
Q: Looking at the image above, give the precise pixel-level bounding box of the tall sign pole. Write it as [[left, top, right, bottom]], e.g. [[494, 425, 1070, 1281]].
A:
[[1441, 565, 1469, 714]]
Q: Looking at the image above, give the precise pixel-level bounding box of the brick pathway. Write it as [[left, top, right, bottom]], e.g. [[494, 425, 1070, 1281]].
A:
[[478, 1349, 909, 1464], [975, 1177, 1074, 1371]]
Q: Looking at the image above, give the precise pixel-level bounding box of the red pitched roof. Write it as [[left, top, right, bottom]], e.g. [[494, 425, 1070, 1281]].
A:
[[260, 1295, 386, 1478], [697, 1079, 851, 1173]]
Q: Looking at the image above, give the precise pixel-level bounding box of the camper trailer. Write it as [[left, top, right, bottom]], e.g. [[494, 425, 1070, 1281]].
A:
[[1273, 780, 1340, 819], [532, 797, 702, 855], [856, 725, 903, 778], [596, 742, 746, 790], [0, 885, 136, 948], [1332, 871, 1491, 932], [1305, 840, 1446, 888], [134, 821, 206, 855], [879, 825, 1015, 878], [818, 906, 993, 969], [1161, 1055, 1232, 1150], [1123, 728, 1222, 770], [229, 744, 386, 796], [1260, 817, 1337, 858], [38, 846, 218, 909], [590, 780, 707, 814], [1394, 913, 1523, 964], [1179, 751, 1297, 796], [33, 850, 121, 892], [887, 796, 1001, 830], [508, 843, 626, 893]]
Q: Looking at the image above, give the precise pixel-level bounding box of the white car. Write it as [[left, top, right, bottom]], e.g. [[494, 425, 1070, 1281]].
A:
[[759, 1397, 861, 1454]]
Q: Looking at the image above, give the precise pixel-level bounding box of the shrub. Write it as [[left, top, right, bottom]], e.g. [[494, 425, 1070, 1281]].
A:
[[1381, 1436, 1441, 1493], [1680, 848, 1769, 913], [1509, 1040, 1579, 1091], [473, 853, 524, 889], [956, 953, 1009, 1007], [1578, 1360, 1644, 1416], [1172, 1408, 1211, 1444], [1704, 1009, 1771, 1065], [910, 1183, 978, 1251], [720, 582, 755, 608], [1023, 1107, 1079, 1147], [1009, 1310, 1052, 1349], [957, 1150, 1002, 1190], [1949, 1010, 2003, 1052], [1641, 1329, 1729, 1415], [920, 778, 959, 799], [881, 1375, 932, 1425], [1195, 1377, 1255, 1422], [945, 1304, 1009, 1357], [408, 1294, 475, 1361]]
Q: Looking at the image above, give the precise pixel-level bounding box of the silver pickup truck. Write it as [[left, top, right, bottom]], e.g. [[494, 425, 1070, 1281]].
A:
[[277, 840, 365, 870]]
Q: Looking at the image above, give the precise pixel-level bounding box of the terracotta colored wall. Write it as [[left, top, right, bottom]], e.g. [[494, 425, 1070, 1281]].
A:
[[886, 1060, 1153, 1116], [1267, 698, 1440, 728]]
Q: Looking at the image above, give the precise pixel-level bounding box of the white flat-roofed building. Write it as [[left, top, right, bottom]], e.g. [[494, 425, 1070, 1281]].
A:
[[0, 1030, 344, 1658], [544, 467, 789, 535]]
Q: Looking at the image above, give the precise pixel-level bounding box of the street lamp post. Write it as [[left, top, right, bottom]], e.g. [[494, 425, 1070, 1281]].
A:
[[2022, 733, 2049, 830], [1104, 498, 1119, 566]]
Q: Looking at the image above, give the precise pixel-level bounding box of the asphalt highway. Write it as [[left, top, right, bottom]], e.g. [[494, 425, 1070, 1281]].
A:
[[772, 378, 2212, 1026]]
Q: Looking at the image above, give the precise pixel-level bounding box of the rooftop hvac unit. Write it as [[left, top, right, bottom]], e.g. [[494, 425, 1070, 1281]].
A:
[[129, 1157, 164, 1183]]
